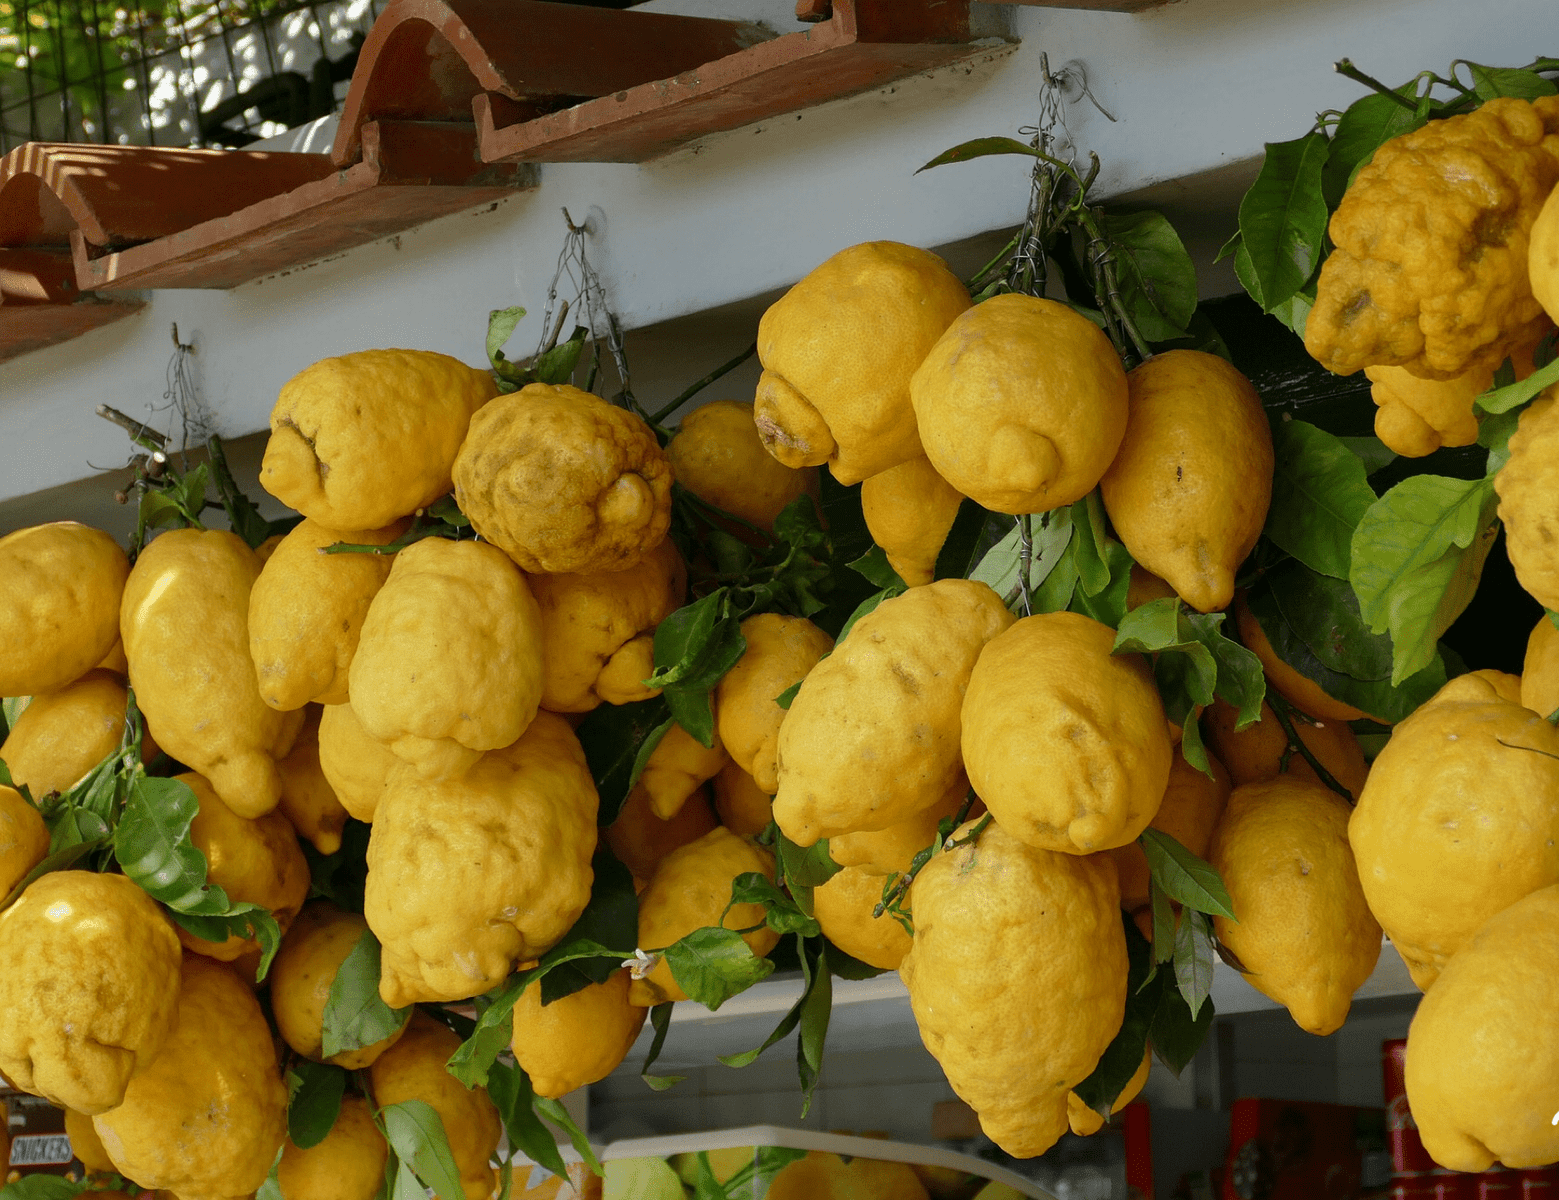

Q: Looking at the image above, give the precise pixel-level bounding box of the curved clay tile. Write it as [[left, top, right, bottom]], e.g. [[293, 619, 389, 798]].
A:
[[330, 0, 761, 168]]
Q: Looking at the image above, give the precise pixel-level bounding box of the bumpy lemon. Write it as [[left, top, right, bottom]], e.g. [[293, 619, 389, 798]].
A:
[[667, 399, 817, 531], [1068, 1046, 1151, 1138], [94, 957, 286, 1200], [811, 865, 910, 971], [1521, 613, 1559, 720], [0, 523, 128, 696], [860, 456, 965, 587], [122, 528, 302, 818], [1235, 597, 1369, 723], [1495, 389, 1559, 611], [1350, 671, 1559, 990], [714, 613, 833, 794], [604, 782, 717, 887], [511, 969, 647, 1098], [277, 1094, 388, 1200], [754, 241, 970, 484], [963, 612, 1172, 854], [276, 706, 350, 855], [368, 1012, 501, 1200], [350, 538, 544, 781], [260, 349, 496, 529], [366, 712, 597, 1005], [531, 536, 685, 713], [636, 722, 729, 821], [1110, 750, 1231, 912], [1212, 777, 1381, 1034], [773, 580, 1013, 845], [454, 383, 673, 575], [828, 774, 968, 877], [248, 518, 406, 710], [317, 701, 400, 823], [900, 820, 1127, 1158], [269, 902, 408, 1070], [1203, 697, 1370, 800], [1404, 884, 1559, 1172], [176, 771, 309, 962], [65, 1106, 113, 1173], [909, 293, 1128, 514], [1367, 362, 1492, 458], [630, 827, 778, 1006], [0, 670, 128, 798], [0, 871, 180, 1114], [1100, 351, 1273, 613], [0, 784, 51, 896], [710, 762, 772, 837]]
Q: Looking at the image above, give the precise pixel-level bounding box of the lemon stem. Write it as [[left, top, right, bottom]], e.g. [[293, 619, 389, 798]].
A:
[[1266, 691, 1355, 803]]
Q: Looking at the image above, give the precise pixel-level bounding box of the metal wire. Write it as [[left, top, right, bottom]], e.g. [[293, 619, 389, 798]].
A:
[[535, 208, 637, 408]]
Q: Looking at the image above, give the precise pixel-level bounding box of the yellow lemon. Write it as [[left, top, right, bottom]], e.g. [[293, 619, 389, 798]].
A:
[[0, 784, 51, 896], [277, 1094, 388, 1200], [860, 456, 965, 587], [710, 761, 772, 838], [1067, 1046, 1151, 1137], [828, 774, 969, 877], [811, 865, 911, 971], [276, 706, 350, 855], [317, 701, 400, 823], [1521, 613, 1559, 720], [605, 783, 718, 889], [1202, 697, 1370, 800], [0, 523, 128, 696], [1109, 750, 1231, 913], [667, 399, 817, 532], [510, 969, 647, 1099], [0, 670, 130, 798], [714, 613, 833, 794]]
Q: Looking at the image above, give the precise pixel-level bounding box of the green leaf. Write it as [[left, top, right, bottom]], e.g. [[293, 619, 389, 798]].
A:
[[534, 1093, 602, 1176], [795, 940, 832, 1117], [1474, 354, 1559, 415], [172, 905, 283, 981], [915, 135, 1059, 174], [1173, 909, 1215, 1021], [206, 435, 272, 550], [1350, 476, 1500, 684], [1480, 405, 1524, 474], [776, 831, 842, 890], [576, 696, 672, 826], [1068, 494, 1133, 627], [649, 591, 747, 748], [774, 680, 803, 710], [1237, 133, 1331, 312], [487, 305, 527, 366], [1232, 241, 1265, 310], [660, 926, 776, 1011], [1323, 88, 1427, 206], [486, 1061, 568, 1181], [726, 872, 819, 939], [1151, 975, 1216, 1076], [641, 1002, 685, 1092], [825, 941, 888, 980], [718, 932, 819, 1069], [1246, 562, 1446, 724], [1266, 419, 1378, 578], [381, 1099, 466, 1200], [970, 510, 1074, 610], [302, 820, 371, 911], [1179, 713, 1211, 777], [288, 1061, 346, 1150], [848, 546, 907, 591], [0, 1177, 90, 1200], [1032, 542, 1079, 614], [1140, 829, 1236, 921], [1100, 210, 1198, 342], [835, 586, 904, 646], [933, 498, 996, 582], [1464, 62, 1557, 101], [321, 929, 412, 1059], [1338, 436, 1398, 477], [112, 774, 211, 910], [1073, 913, 1155, 1115], [1114, 599, 1264, 735], [539, 847, 640, 1004], [532, 326, 589, 386]]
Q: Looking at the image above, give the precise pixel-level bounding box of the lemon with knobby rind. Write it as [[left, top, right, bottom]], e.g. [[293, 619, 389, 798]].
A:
[[0, 522, 128, 696], [636, 722, 729, 822], [260, 349, 495, 530], [317, 701, 399, 823], [0, 669, 129, 798], [714, 613, 832, 795], [828, 774, 968, 877], [0, 871, 180, 1115]]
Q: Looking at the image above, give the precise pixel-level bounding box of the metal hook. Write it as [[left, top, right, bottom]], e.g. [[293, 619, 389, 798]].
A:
[[169, 322, 194, 352], [1039, 53, 1117, 124]]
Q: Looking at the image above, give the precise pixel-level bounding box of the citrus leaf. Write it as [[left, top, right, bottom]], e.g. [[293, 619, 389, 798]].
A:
[[381, 1100, 465, 1200], [969, 510, 1074, 609], [718, 933, 817, 1070], [1237, 133, 1330, 312], [796, 939, 832, 1118], [1465, 62, 1557, 101], [539, 846, 639, 1004], [1474, 353, 1559, 415], [933, 498, 996, 582], [0, 1177, 91, 1200], [112, 774, 213, 911], [1338, 436, 1397, 477], [1173, 909, 1215, 1021], [576, 696, 672, 826], [915, 135, 1056, 173], [774, 680, 803, 710], [287, 1061, 346, 1150], [1350, 476, 1500, 684], [660, 926, 776, 1011], [171, 905, 282, 981], [1322, 87, 1427, 205], [1073, 913, 1155, 1116], [1151, 975, 1216, 1075], [533, 1092, 601, 1176], [1149, 878, 1175, 968], [1140, 829, 1236, 921], [847, 546, 905, 590], [641, 1002, 685, 1092], [1100, 210, 1198, 342], [320, 929, 412, 1059], [1266, 419, 1377, 578], [486, 306, 527, 366]]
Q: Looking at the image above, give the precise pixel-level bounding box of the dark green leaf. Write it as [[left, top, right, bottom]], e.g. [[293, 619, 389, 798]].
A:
[[1350, 476, 1500, 684], [1323, 88, 1428, 206], [172, 905, 282, 981], [321, 929, 412, 1059], [1338, 436, 1398, 477], [660, 926, 776, 1010], [540, 847, 639, 1003], [1073, 913, 1155, 1115], [796, 941, 832, 1117], [381, 1099, 467, 1200], [933, 498, 996, 582], [776, 831, 842, 890], [1140, 829, 1236, 920], [288, 1061, 346, 1150], [848, 546, 907, 590], [206, 435, 272, 550], [1232, 241, 1265, 310], [1149, 878, 1175, 968], [534, 1094, 602, 1175], [648, 592, 734, 690], [0, 1177, 90, 1200], [726, 872, 818, 939], [1100, 210, 1198, 342], [835, 587, 904, 646], [1173, 909, 1215, 1021], [915, 135, 1059, 174], [1151, 977, 1216, 1075], [641, 1002, 685, 1091], [1032, 542, 1079, 614], [718, 932, 816, 1069], [824, 941, 888, 980], [488, 1063, 569, 1181], [1068, 495, 1133, 627], [1148, 308, 1234, 362], [774, 680, 803, 710], [1179, 714, 1211, 777], [302, 820, 371, 911], [1475, 354, 1559, 415], [576, 696, 673, 826], [487, 306, 527, 366], [532, 326, 589, 386], [113, 774, 211, 910], [1238, 133, 1331, 312], [1266, 419, 1378, 578], [1464, 62, 1557, 100]]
